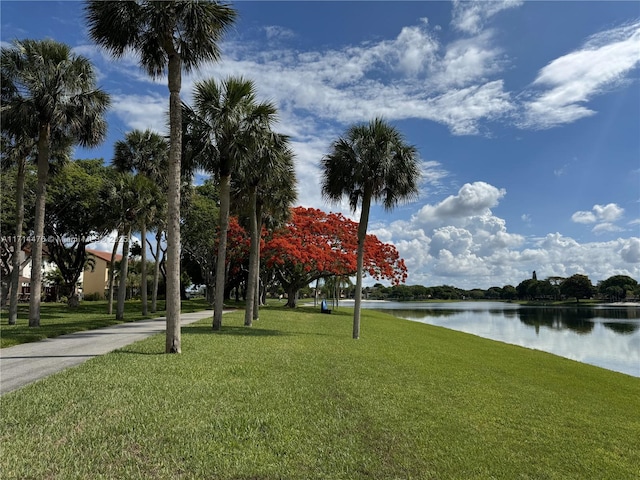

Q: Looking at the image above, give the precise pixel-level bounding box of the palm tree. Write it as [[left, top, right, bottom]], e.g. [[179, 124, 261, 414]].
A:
[[183, 76, 277, 330], [321, 118, 421, 339], [1, 39, 109, 327], [113, 129, 168, 316], [233, 132, 296, 325], [110, 173, 158, 320], [86, 0, 236, 353]]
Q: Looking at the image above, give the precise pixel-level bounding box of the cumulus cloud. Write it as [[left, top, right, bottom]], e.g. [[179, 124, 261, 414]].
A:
[[369, 183, 639, 289], [414, 182, 506, 225], [572, 211, 597, 224], [571, 203, 625, 234], [521, 20, 640, 129], [621, 238, 640, 263], [593, 203, 625, 222]]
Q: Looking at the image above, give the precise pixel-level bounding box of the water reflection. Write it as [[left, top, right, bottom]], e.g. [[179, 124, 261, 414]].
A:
[[361, 301, 640, 377]]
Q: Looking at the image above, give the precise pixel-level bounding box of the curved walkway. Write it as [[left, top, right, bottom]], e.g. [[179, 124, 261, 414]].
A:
[[0, 310, 215, 395]]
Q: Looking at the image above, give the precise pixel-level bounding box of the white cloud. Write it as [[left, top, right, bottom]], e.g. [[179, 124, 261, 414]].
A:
[[106, 16, 514, 137], [451, 0, 523, 35], [414, 182, 506, 225], [593, 203, 625, 223], [263, 25, 295, 41], [572, 211, 597, 224], [111, 94, 168, 133], [434, 31, 505, 89], [88, 231, 142, 256], [367, 183, 639, 288], [571, 203, 625, 234], [389, 21, 440, 76], [431, 226, 473, 255], [621, 238, 640, 263], [593, 223, 625, 235], [521, 20, 640, 129], [425, 80, 514, 135]]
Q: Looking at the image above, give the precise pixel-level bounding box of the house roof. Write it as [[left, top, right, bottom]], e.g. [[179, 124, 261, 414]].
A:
[[86, 248, 123, 263]]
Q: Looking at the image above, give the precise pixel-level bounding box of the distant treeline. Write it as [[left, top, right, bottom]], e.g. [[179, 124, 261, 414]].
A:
[[365, 274, 639, 303]]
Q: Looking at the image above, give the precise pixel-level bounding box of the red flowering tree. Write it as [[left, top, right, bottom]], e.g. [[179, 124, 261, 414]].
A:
[[220, 216, 251, 299], [262, 206, 407, 307]]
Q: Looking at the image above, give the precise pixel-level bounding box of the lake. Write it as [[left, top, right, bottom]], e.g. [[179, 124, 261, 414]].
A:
[[354, 301, 640, 377]]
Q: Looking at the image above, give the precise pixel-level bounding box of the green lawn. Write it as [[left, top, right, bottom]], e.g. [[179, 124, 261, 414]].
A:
[[1, 306, 638, 479], [0, 298, 211, 348]]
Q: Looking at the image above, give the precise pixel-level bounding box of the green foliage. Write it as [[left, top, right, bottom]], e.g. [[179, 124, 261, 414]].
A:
[[46, 159, 110, 236], [83, 292, 103, 302], [599, 275, 639, 301], [181, 185, 220, 288], [44, 160, 112, 298], [516, 278, 560, 301], [0, 158, 37, 237], [1, 308, 638, 478], [560, 274, 595, 303], [85, 1, 237, 76]]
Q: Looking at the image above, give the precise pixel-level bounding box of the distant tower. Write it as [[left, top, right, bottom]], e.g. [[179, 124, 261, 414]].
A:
[[532, 270, 537, 281]]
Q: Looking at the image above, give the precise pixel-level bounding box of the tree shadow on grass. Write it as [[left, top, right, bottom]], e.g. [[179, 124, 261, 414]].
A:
[[112, 348, 164, 356], [182, 323, 289, 337]]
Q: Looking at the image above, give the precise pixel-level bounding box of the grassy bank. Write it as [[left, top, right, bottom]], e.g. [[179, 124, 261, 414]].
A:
[[1, 307, 638, 479], [0, 298, 211, 348]]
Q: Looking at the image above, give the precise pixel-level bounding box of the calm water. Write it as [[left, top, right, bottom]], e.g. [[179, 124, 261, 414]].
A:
[[359, 301, 640, 377]]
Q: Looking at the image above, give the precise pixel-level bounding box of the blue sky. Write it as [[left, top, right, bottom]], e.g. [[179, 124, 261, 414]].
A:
[[2, 1, 639, 289]]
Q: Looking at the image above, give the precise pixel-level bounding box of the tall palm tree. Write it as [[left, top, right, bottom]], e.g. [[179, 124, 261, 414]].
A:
[[1, 39, 109, 327], [233, 132, 296, 326], [183, 76, 277, 330], [113, 129, 168, 315], [110, 172, 157, 320], [86, 0, 236, 353], [321, 118, 421, 339]]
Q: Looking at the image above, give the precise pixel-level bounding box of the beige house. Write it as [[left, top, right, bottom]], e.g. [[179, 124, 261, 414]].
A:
[[83, 249, 122, 298]]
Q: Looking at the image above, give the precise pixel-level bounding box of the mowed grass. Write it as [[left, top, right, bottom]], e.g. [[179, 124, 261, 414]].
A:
[[0, 298, 211, 348], [1, 307, 638, 479]]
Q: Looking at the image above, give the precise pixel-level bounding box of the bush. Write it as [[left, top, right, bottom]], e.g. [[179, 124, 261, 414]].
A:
[[83, 292, 103, 301]]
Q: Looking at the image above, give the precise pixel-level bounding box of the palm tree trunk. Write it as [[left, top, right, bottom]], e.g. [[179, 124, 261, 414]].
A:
[[8, 156, 26, 325], [353, 192, 372, 339], [29, 124, 51, 327], [165, 52, 182, 353], [253, 276, 260, 320], [140, 220, 148, 315], [116, 225, 131, 320], [150, 230, 162, 313], [244, 186, 259, 326], [253, 206, 264, 321], [107, 231, 120, 315], [214, 173, 231, 330]]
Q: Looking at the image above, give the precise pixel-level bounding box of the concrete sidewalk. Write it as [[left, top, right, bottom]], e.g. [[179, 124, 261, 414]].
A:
[[0, 310, 215, 395]]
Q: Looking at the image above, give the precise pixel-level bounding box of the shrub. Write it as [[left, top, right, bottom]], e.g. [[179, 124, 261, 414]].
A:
[[83, 292, 103, 301]]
